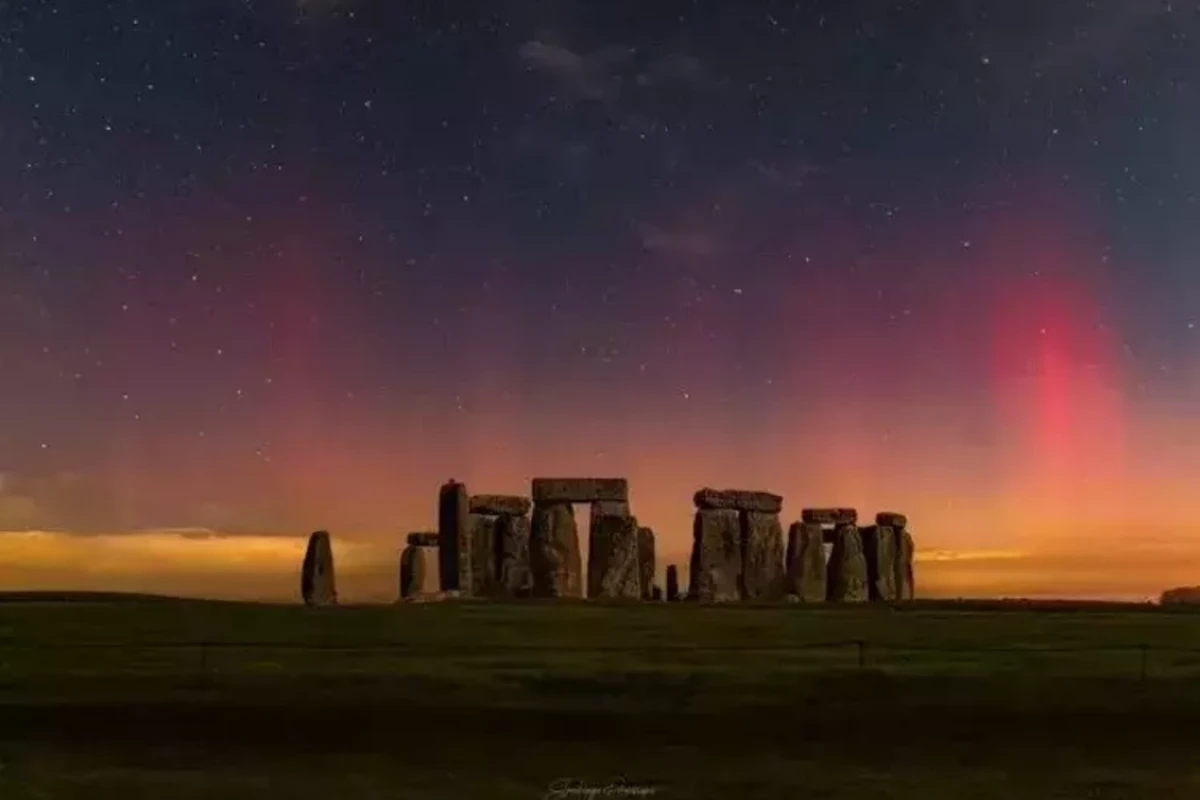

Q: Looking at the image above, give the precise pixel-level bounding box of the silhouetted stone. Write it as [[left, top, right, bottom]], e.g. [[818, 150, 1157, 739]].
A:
[[786, 522, 826, 603], [694, 488, 783, 514], [469, 514, 500, 596], [1162, 586, 1200, 604], [803, 508, 858, 526], [407, 532, 439, 548], [587, 513, 641, 599], [592, 500, 631, 517], [532, 477, 629, 504], [469, 494, 532, 517], [741, 511, 786, 600], [861, 525, 898, 601], [651, 585, 663, 601], [895, 529, 915, 600], [689, 509, 742, 602], [530, 503, 582, 598], [637, 526, 656, 600], [301, 530, 337, 606], [827, 524, 868, 602], [497, 514, 532, 597], [666, 565, 680, 601], [875, 512, 908, 529], [438, 481, 471, 593], [399, 545, 425, 600]]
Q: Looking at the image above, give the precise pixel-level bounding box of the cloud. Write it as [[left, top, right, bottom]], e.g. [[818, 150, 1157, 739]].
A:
[[517, 40, 633, 102]]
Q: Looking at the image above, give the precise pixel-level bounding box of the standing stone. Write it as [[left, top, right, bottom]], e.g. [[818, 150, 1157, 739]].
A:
[[861, 525, 898, 601], [407, 531, 439, 548], [689, 509, 742, 602], [895, 529, 915, 600], [694, 488, 784, 514], [438, 481, 471, 593], [532, 478, 629, 504], [786, 522, 827, 603], [591, 500, 631, 518], [876, 512, 907, 529], [802, 508, 858, 526], [469, 495, 532, 516], [587, 513, 641, 599], [637, 527, 656, 601], [496, 514, 532, 597], [469, 514, 500, 596], [651, 585, 663, 601], [301, 530, 337, 606], [530, 503, 582, 598], [666, 565, 680, 601], [827, 524, 868, 602], [399, 545, 425, 600], [740, 511, 786, 600]]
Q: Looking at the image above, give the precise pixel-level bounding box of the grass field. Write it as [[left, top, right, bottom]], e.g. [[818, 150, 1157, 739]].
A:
[[4, 595, 1200, 798]]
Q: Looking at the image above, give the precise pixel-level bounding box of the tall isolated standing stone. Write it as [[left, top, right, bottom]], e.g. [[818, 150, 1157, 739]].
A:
[[861, 525, 898, 601], [530, 503, 582, 598], [895, 528, 915, 600], [637, 527, 656, 601], [587, 513, 642, 599], [301, 530, 337, 606], [786, 522, 826, 602], [689, 509, 742, 602], [827, 524, 868, 602], [469, 513, 501, 596], [496, 513, 533, 597], [399, 545, 425, 600], [741, 511, 786, 600], [666, 565, 680, 601], [438, 481, 471, 594]]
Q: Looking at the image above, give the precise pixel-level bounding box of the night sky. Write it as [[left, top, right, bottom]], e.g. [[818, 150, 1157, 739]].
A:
[[3, 0, 1200, 601]]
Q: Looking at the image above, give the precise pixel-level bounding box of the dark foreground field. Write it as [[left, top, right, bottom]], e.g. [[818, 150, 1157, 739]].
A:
[[4, 596, 1200, 798]]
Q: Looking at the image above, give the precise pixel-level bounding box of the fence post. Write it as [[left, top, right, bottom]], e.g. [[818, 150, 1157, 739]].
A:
[[856, 640, 865, 670]]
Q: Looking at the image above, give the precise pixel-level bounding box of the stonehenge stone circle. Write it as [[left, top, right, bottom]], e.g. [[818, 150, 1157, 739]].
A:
[[592, 500, 632, 518], [532, 477, 629, 505], [587, 513, 642, 600], [651, 585, 663, 601], [497, 513, 533, 597], [803, 508, 859, 526], [785, 522, 826, 602], [407, 531, 439, 548], [438, 481, 471, 593], [301, 530, 337, 606], [875, 512, 907, 529], [741, 510, 786, 600], [469, 494, 532, 517], [399, 545, 425, 600], [827, 523, 868, 602], [469, 513, 501, 596], [896, 528, 915, 600], [690, 508, 743, 602], [694, 488, 783, 514], [666, 564, 680, 601], [860, 525, 898, 601], [637, 527, 656, 601], [530, 502, 583, 598]]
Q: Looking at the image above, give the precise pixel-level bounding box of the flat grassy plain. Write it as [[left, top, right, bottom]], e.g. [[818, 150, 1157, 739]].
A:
[[4, 595, 1200, 798]]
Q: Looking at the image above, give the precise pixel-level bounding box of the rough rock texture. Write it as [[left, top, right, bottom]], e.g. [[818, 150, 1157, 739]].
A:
[[531, 477, 628, 504], [591, 500, 631, 518], [1162, 586, 1200, 604], [666, 565, 680, 602], [740, 511, 786, 600], [399, 545, 425, 600], [407, 532, 439, 548], [688, 509, 742, 602], [468, 494, 532, 517], [496, 514, 533, 597], [802, 508, 859, 526], [651, 585, 663, 601], [860, 525, 898, 601], [637, 527, 656, 601], [438, 481, 471, 593], [530, 502, 582, 598], [694, 488, 784, 514], [875, 512, 908, 530], [895, 529, 915, 601], [301, 530, 337, 606], [469, 514, 500, 596], [785, 522, 827, 603], [587, 513, 642, 599], [826, 524, 868, 602]]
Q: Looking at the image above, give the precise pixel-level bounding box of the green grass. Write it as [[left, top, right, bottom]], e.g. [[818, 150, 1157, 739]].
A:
[[4, 595, 1200, 798]]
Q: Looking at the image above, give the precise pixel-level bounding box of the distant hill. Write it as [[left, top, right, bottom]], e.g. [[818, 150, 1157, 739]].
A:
[[0, 591, 227, 605]]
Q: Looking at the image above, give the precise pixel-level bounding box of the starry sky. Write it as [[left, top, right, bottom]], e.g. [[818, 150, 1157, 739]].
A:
[[3, 0, 1200, 602]]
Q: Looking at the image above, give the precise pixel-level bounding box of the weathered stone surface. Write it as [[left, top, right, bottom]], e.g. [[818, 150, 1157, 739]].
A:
[[688, 509, 742, 602], [803, 508, 858, 526], [497, 514, 532, 597], [469, 514, 500, 596], [786, 522, 827, 603], [740, 511, 786, 600], [531, 477, 628, 504], [407, 531, 439, 548], [861, 525, 898, 601], [637, 527, 656, 601], [651, 585, 663, 601], [875, 512, 908, 530], [1162, 586, 1200, 604], [827, 524, 868, 602], [468, 494, 532, 517], [587, 513, 641, 599], [694, 488, 784, 514], [666, 565, 680, 601], [301, 530, 337, 606], [530, 503, 582, 598], [895, 529, 915, 601], [591, 500, 631, 518], [399, 545, 425, 600], [438, 481, 471, 593]]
